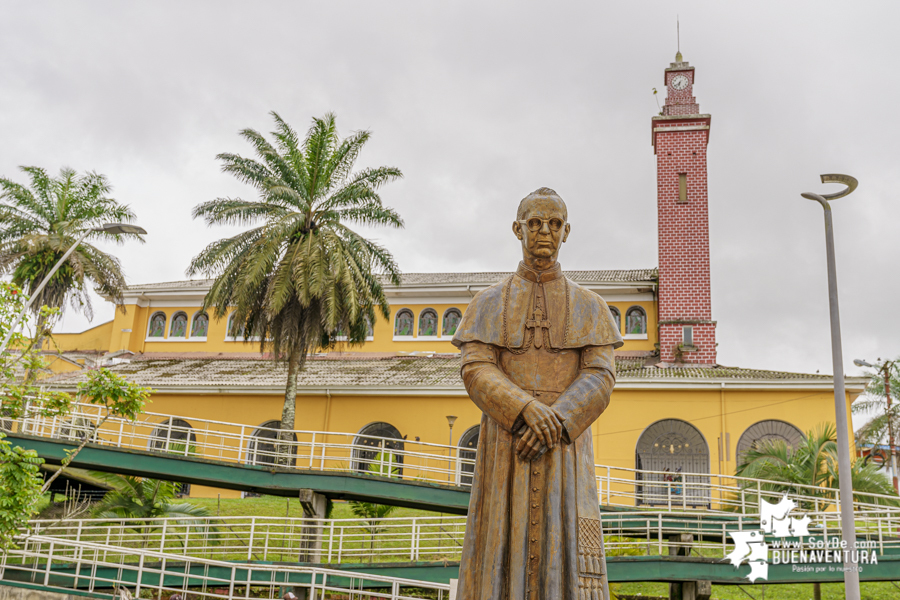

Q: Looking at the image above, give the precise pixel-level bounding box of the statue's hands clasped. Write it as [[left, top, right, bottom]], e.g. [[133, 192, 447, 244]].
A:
[[516, 401, 564, 461]]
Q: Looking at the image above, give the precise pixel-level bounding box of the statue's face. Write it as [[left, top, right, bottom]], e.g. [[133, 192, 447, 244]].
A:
[[512, 195, 571, 261]]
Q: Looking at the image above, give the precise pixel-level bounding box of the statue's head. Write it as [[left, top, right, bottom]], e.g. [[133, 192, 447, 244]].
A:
[[512, 187, 570, 264]]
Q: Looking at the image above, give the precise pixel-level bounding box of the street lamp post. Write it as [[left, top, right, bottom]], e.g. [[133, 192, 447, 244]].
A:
[[801, 174, 860, 599], [0, 223, 147, 355], [446, 415, 458, 484], [854, 358, 898, 492]]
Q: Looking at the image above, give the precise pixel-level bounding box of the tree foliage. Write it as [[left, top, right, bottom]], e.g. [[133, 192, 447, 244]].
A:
[[735, 423, 899, 510], [0, 166, 143, 320], [90, 472, 211, 547], [0, 282, 70, 413], [852, 358, 900, 453], [0, 437, 44, 550], [187, 112, 403, 434], [1, 287, 153, 549]]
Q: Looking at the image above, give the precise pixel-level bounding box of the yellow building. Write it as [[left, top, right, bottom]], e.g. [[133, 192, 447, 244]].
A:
[[42, 54, 868, 500], [43, 267, 866, 500]]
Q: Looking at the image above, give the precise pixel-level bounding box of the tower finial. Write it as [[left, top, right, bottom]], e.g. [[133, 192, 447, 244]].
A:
[[675, 16, 682, 62]]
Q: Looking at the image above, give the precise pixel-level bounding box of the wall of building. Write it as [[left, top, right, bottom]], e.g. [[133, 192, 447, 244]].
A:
[[59, 298, 657, 356], [133, 385, 854, 499], [46, 320, 113, 352]]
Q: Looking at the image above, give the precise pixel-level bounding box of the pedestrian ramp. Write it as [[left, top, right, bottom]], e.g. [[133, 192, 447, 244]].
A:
[[6, 397, 900, 517], [2, 536, 452, 600]]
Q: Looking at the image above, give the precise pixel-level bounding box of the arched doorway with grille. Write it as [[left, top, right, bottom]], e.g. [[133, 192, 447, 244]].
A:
[[246, 420, 298, 467], [736, 420, 805, 464], [635, 419, 710, 506], [457, 425, 480, 486], [150, 418, 198, 497], [352, 422, 404, 477]]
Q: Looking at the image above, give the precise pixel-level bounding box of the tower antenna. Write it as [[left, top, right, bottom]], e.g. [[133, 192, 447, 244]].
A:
[[677, 16, 680, 54], [676, 16, 683, 62]]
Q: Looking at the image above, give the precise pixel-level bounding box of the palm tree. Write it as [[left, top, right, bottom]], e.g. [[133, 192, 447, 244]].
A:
[[735, 423, 899, 510], [0, 167, 142, 342], [91, 472, 211, 548], [188, 112, 403, 445], [852, 358, 900, 464]]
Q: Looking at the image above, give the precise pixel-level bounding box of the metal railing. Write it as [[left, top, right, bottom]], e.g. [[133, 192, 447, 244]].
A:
[[7, 397, 900, 515], [20, 508, 900, 566], [2, 535, 451, 599]]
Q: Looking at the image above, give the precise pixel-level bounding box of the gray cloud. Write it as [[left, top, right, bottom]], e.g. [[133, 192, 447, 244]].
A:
[[2, 0, 899, 390]]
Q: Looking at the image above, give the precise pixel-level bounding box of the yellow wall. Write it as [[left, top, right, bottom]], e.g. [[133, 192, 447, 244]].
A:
[[59, 298, 658, 356], [133, 385, 852, 499], [43, 355, 86, 375], [609, 301, 656, 352], [593, 388, 856, 475], [47, 320, 113, 352]]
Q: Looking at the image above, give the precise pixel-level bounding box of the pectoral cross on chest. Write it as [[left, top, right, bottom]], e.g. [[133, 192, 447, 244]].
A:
[[526, 285, 552, 349]]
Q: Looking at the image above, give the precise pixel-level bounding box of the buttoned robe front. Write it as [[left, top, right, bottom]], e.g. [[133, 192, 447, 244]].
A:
[[452, 263, 622, 600]]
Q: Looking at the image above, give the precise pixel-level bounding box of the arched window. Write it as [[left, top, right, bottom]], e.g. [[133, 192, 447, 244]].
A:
[[150, 418, 197, 453], [147, 312, 166, 338], [0, 409, 12, 433], [625, 306, 647, 335], [609, 306, 621, 332], [418, 309, 438, 337], [443, 309, 462, 337], [736, 420, 804, 465], [394, 309, 414, 337], [246, 420, 297, 467], [352, 422, 404, 477], [226, 313, 242, 340], [190, 312, 209, 338], [169, 312, 188, 338], [635, 419, 710, 507], [365, 317, 374, 339], [457, 425, 480, 486], [58, 416, 94, 441], [150, 418, 197, 496]]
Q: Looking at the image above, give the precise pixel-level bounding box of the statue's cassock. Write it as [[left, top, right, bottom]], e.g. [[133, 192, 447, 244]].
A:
[[452, 262, 623, 600]]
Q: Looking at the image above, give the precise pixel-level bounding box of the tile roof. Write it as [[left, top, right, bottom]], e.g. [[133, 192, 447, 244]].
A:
[[126, 269, 658, 292], [391, 269, 658, 285], [47, 353, 848, 390]]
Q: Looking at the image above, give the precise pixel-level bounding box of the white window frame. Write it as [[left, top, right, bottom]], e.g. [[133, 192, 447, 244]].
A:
[[145, 311, 168, 341], [188, 310, 209, 341]]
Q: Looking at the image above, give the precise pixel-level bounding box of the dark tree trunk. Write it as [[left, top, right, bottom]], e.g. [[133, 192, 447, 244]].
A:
[[277, 344, 303, 465]]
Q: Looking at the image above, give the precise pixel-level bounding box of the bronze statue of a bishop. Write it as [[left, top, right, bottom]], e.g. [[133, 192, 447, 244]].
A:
[[452, 188, 623, 600]]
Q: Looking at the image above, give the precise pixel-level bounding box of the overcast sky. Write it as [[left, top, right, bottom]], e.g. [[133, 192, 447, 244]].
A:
[[2, 1, 899, 384]]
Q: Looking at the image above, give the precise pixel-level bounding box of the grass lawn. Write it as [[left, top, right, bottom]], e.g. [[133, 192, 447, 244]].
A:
[[614, 581, 900, 599], [186, 494, 438, 520]]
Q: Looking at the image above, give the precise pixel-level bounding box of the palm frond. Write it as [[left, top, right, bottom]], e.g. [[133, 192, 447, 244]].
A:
[[190, 112, 403, 428]]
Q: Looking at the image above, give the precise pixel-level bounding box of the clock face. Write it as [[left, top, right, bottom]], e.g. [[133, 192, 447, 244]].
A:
[[671, 74, 689, 90]]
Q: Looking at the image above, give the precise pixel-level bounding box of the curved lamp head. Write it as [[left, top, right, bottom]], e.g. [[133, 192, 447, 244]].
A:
[[802, 174, 858, 205], [94, 223, 147, 235], [854, 358, 874, 368]]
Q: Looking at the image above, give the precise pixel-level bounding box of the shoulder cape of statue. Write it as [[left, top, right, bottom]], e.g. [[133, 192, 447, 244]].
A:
[[451, 274, 625, 350]]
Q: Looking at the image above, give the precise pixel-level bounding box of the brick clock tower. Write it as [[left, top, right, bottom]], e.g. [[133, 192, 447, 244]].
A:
[[652, 52, 717, 365]]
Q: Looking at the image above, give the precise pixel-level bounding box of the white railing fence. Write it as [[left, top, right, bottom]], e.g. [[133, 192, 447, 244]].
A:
[[20, 509, 900, 566], [1, 536, 451, 600], [7, 397, 900, 516]]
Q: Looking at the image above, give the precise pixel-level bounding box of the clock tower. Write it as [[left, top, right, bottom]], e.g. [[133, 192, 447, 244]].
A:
[[652, 52, 716, 365]]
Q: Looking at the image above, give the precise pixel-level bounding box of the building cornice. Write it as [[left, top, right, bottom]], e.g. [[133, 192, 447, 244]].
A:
[[46, 378, 869, 396]]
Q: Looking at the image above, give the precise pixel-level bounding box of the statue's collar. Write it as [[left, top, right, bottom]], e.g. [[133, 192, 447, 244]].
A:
[[515, 261, 563, 283]]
